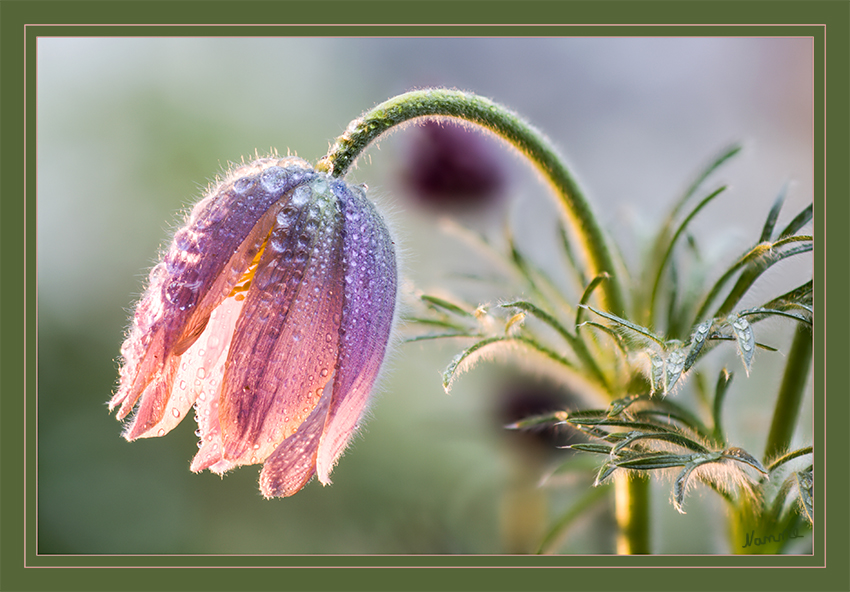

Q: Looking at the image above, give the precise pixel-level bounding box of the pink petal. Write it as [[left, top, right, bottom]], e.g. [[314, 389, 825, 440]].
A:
[[111, 158, 315, 439], [258, 391, 331, 498], [316, 181, 397, 484], [218, 179, 346, 466], [178, 295, 245, 473]]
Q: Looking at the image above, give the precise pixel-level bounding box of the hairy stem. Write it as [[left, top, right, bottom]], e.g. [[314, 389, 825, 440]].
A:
[[317, 88, 626, 315]]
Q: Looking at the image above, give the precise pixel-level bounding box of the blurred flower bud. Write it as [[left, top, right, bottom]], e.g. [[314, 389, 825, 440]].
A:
[[397, 120, 508, 211], [496, 376, 585, 461]]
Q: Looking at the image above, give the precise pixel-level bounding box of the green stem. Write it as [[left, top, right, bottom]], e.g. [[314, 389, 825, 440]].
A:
[[615, 474, 651, 554], [317, 88, 626, 315], [763, 324, 813, 462]]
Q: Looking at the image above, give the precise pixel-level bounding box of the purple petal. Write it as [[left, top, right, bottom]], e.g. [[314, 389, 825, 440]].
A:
[[218, 178, 346, 466], [316, 181, 397, 484], [111, 157, 315, 440]]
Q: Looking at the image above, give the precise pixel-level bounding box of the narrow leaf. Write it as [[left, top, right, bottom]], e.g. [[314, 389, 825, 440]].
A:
[[650, 186, 727, 321], [578, 321, 629, 355], [738, 307, 812, 327], [582, 305, 665, 347], [614, 452, 699, 471], [612, 431, 710, 454], [673, 462, 701, 514], [796, 468, 813, 523], [760, 184, 788, 242], [557, 221, 588, 288], [442, 336, 506, 391], [713, 239, 813, 318], [648, 351, 664, 395], [442, 334, 579, 392], [501, 300, 573, 343], [694, 236, 813, 323], [767, 446, 813, 473], [664, 346, 687, 393], [567, 442, 615, 454], [670, 144, 742, 219], [777, 203, 813, 239], [576, 273, 610, 326], [404, 316, 469, 330], [607, 395, 640, 417], [594, 462, 618, 485], [565, 416, 674, 432], [504, 411, 568, 431], [728, 314, 755, 375], [421, 294, 473, 317], [722, 447, 768, 474], [405, 332, 482, 343], [684, 320, 714, 371], [713, 368, 733, 444], [764, 280, 813, 309]]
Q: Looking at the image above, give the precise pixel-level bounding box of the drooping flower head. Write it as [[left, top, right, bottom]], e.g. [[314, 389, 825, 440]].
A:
[[109, 156, 397, 498]]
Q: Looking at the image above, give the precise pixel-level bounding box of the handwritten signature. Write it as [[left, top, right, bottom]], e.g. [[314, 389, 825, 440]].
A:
[[742, 528, 804, 548]]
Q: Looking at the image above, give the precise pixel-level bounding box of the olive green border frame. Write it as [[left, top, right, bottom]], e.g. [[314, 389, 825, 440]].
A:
[[2, 1, 847, 590]]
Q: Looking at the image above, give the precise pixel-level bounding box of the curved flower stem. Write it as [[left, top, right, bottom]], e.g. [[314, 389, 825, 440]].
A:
[[317, 88, 627, 316]]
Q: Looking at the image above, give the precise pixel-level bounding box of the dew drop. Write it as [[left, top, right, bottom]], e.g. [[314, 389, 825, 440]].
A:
[[171, 408, 181, 418], [234, 177, 256, 194], [269, 234, 286, 253], [290, 185, 312, 207], [179, 380, 187, 390], [320, 368, 329, 377], [197, 367, 207, 379], [260, 167, 287, 193], [157, 428, 165, 436]]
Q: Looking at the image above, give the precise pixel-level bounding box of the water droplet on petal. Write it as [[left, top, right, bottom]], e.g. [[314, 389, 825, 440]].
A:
[[233, 177, 255, 194]]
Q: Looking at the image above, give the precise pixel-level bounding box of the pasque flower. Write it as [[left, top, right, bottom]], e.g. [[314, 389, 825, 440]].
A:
[[109, 156, 397, 498]]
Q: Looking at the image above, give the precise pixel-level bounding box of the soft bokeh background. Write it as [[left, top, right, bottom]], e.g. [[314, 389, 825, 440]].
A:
[[37, 37, 813, 554]]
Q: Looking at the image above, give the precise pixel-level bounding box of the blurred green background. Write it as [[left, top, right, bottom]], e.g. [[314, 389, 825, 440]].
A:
[[37, 37, 813, 554]]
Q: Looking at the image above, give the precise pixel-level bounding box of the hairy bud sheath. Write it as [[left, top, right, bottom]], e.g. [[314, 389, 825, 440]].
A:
[[109, 156, 397, 498]]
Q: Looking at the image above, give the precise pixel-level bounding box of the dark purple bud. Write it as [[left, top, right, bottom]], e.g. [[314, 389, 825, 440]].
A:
[[397, 120, 508, 210]]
